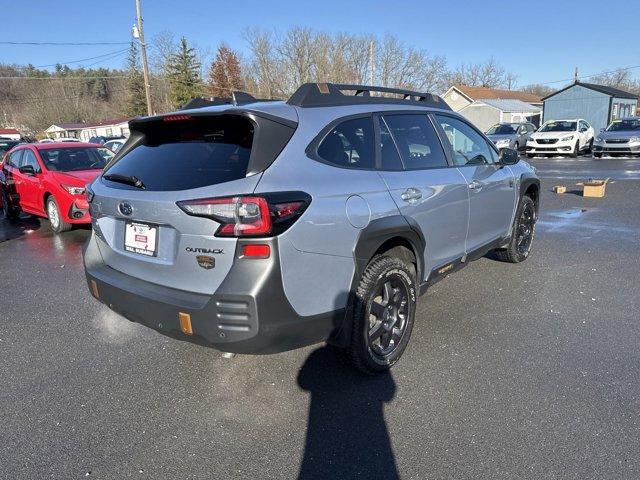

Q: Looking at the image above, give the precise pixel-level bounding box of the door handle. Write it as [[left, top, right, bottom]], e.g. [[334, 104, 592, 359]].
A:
[[468, 180, 483, 192], [401, 188, 422, 203]]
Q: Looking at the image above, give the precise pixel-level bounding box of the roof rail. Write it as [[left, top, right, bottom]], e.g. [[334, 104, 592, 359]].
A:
[[287, 83, 451, 110], [181, 91, 268, 110]]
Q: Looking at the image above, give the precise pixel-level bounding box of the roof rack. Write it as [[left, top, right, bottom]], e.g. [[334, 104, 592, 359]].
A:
[[287, 83, 451, 110], [181, 91, 270, 110]]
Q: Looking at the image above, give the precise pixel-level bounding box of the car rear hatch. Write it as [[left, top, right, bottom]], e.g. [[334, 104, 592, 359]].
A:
[[88, 110, 296, 295]]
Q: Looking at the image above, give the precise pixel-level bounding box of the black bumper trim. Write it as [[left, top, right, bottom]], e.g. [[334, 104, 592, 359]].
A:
[[85, 236, 346, 354]]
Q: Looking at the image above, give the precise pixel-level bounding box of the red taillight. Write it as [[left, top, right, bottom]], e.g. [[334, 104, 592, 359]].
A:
[[177, 192, 310, 237], [242, 244, 271, 258], [163, 114, 191, 122], [178, 196, 272, 236]]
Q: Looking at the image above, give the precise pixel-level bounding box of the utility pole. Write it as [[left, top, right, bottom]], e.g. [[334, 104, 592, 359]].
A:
[[135, 0, 153, 115]]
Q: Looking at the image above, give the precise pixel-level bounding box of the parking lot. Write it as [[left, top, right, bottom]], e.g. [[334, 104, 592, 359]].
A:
[[1, 156, 639, 480]]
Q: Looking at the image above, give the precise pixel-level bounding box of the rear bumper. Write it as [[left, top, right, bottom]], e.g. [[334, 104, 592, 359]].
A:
[[84, 234, 344, 354]]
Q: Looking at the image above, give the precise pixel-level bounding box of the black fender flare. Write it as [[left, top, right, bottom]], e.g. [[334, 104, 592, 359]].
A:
[[519, 174, 541, 212]]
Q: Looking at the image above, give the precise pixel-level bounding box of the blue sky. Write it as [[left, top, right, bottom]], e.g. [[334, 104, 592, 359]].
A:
[[1, 0, 638, 88]]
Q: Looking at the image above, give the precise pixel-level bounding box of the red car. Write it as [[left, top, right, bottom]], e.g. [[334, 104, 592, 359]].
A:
[[0, 143, 113, 232]]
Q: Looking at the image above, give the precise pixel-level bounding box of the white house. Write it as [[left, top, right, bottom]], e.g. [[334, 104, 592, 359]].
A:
[[44, 122, 86, 140], [458, 99, 542, 132], [442, 85, 543, 112], [0, 128, 22, 140], [79, 117, 131, 141]]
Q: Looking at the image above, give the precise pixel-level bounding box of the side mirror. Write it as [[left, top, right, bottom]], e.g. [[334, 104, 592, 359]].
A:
[[18, 165, 36, 175], [499, 148, 519, 166]]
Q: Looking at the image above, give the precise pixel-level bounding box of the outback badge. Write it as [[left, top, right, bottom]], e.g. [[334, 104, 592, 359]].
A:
[[196, 255, 215, 270]]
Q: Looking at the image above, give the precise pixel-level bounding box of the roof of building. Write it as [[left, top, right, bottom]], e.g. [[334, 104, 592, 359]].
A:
[[83, 117, 130, 128], [454, 85, 542, 104], [543, 81, 639, 101], [51, 122, 87, 130], [0, 128, 20, 135], [472, 99, 541, 112]]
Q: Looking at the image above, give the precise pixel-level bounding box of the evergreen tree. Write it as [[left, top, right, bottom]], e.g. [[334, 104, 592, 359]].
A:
[[208, 43, 244, 97], [124, 42, 148, 116], [166, 37, 203, 108]]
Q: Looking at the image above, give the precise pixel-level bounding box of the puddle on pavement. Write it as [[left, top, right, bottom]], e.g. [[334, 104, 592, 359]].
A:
[[549, 208, 588, 219]]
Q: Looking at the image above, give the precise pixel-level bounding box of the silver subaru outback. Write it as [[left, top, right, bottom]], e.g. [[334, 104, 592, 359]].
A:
[[84, 83, 539, 374]]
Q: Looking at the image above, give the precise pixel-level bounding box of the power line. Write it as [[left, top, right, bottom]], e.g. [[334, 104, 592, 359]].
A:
[[85, 50, 128, 67], [33, 48, 129, 68], [536, 65, 640, 86], [1, 41, 130, 46], [0, 75, 128, 81], [0, 88, 129, 104]]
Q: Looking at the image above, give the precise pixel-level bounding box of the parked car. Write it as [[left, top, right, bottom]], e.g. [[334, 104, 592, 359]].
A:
[[39, 138, 55, 143], [104, 138, 126, 153], [83, 83, 539, 373], [57, 137, 81, 143], [526, 119, 594, 157], [592, 117, 640, 158], [485, 122, 536, 151], [0, 143, 114, 232], [0, 139, 21, 156], [89, 135, 125, 145]]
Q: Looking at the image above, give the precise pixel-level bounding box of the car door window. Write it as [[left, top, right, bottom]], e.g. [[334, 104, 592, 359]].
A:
[[7, 149, 23, 167], [435, 115, 497, 166], [381, 114, 447, 169], [21, 150, 41, 172], [378, 119, 404, 171], [317, 117, 375, 169]]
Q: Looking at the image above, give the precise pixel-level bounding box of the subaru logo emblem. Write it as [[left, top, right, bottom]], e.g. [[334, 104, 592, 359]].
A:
[[118, 202, 133, 216]]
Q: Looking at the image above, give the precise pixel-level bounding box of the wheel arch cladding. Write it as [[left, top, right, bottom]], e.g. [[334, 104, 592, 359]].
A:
[[353, 215, 425, 288], [520, 176, 540, 212]]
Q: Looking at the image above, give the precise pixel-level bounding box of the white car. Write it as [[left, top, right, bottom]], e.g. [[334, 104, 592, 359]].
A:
[[57, 137, 81, 143], [104, 139, 126, 153], [526, 119, 594, 158]]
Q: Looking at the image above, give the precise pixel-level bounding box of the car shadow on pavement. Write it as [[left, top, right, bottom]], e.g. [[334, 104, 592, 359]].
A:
[[297, 345, 399, 480], [0, 215, 41, 243]]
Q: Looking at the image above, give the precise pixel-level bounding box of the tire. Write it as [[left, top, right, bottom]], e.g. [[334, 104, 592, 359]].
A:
[[593, 152, 602, 159], [46, 196, 72, 233], [347, 255, 417, 374], [495, 195, 536, 263], [587, 138, 593, 153], [526, 153, 535, 158], [569, 141, 579, 158], [1, 187, 18, 220]]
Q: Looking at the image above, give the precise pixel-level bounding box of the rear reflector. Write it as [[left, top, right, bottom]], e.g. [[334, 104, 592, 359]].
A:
[[242, 244, 270, 258], [179, 312, 193, 335], [89, 280, 99, 299]]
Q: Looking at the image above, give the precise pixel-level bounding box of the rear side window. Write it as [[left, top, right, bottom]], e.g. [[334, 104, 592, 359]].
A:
[[104, 115, 255, 191], [382, 114, 448, 169], [317, 117, 374, 169]]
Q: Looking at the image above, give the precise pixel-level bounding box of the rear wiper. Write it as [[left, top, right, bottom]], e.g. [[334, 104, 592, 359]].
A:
[[103, 173, 146, 189]]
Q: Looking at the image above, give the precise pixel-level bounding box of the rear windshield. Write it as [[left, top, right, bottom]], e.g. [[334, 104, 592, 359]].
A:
[[103, 115, 254, 191], [40, 147, 113, 172]]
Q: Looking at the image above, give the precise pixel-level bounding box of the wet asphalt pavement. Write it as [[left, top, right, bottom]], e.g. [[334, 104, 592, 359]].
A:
[[1, 157, 639, 479]]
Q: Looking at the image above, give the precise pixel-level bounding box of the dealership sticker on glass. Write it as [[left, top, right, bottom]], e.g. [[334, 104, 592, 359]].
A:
[[124, 222, 158, 257]]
